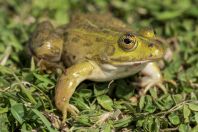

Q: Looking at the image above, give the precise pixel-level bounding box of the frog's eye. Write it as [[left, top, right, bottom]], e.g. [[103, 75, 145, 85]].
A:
[[118, 33, 137, 51]]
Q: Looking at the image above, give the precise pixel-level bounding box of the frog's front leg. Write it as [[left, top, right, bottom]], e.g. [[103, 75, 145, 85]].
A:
[[139, 62, 166, 95], [55, 61, 94, 123]]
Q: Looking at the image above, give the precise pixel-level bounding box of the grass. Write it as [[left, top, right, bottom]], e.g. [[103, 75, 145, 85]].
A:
[[0, 0, 198, 131]]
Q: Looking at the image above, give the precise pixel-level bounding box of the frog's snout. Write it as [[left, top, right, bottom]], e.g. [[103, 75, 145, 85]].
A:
[[148, 40, 165, 60]]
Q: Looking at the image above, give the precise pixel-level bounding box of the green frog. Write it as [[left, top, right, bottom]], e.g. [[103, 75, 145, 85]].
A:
[[29, 13, 166, 122]]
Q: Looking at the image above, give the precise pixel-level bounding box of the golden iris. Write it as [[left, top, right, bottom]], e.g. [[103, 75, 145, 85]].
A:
[[118, 33, 137, 51]]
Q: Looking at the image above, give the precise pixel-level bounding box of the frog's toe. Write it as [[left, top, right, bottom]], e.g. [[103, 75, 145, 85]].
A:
[[138, 62, 167, 95], [68, 104, 79, 116], [61, 103, 79, 123], [139, 77, 167, 95]]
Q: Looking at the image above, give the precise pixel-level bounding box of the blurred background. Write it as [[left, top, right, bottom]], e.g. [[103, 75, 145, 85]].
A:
[[0, 0, 198, 131]]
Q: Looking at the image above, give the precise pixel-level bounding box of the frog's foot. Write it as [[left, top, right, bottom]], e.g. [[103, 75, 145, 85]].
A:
[[60, 103, 79, 123], [138, 62, 167, 95], [139, 75, 166, 95]]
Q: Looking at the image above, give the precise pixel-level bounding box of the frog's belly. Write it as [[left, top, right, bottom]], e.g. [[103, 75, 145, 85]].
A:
[[88, 62, 147, 82]]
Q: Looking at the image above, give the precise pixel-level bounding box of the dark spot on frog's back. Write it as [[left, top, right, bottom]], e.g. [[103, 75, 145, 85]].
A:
[[72, 55, 76, 60], [63, 32, 68, 41], [71, 37, 80, 43], [83, 42, 92, 46], [102, 29, 110, 34], [95, 37, 102, 42]]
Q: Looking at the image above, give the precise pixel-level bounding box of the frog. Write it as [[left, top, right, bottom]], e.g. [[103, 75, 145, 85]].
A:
[[29, 13, 166, 123]]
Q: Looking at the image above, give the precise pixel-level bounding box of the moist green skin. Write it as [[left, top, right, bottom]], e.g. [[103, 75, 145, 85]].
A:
[[29, 13, 165, 123]]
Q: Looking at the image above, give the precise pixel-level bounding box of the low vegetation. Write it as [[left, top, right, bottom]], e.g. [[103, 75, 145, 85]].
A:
[[0, 0, 198, 131]]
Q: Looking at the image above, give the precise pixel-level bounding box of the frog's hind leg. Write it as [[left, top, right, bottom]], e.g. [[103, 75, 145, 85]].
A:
[[55, 61, 94, 123], [139, 62, 167, 95]]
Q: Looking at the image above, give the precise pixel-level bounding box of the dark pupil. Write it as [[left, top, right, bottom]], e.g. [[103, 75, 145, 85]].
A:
[[124, 38, 132, 44]]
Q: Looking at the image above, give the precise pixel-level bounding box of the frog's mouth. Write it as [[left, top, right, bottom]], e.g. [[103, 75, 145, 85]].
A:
[[106, 55, 163, 66], [107, 59, 150, 66], [99, 47, 164, 66]]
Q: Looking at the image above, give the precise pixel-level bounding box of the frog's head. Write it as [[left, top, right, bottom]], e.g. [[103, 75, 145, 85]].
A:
[[101, 28, 165, 65]]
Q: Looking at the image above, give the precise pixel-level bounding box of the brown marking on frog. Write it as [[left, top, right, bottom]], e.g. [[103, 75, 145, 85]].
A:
[[71, 55, 76, 61], [102, 29, 110, 34], [63, 32, 68, 41], [83, 42, 93, 46], [71, 37, 80, 43], [149, 54, 153, 58], [105, 45, 115, 56], [95, 37, 102, 42], [67, 55, 77, 65], [148, 43, 154, 48]]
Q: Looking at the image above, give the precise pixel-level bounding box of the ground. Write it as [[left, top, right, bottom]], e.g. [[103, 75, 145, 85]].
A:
[[0, 0, 198, 131]]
